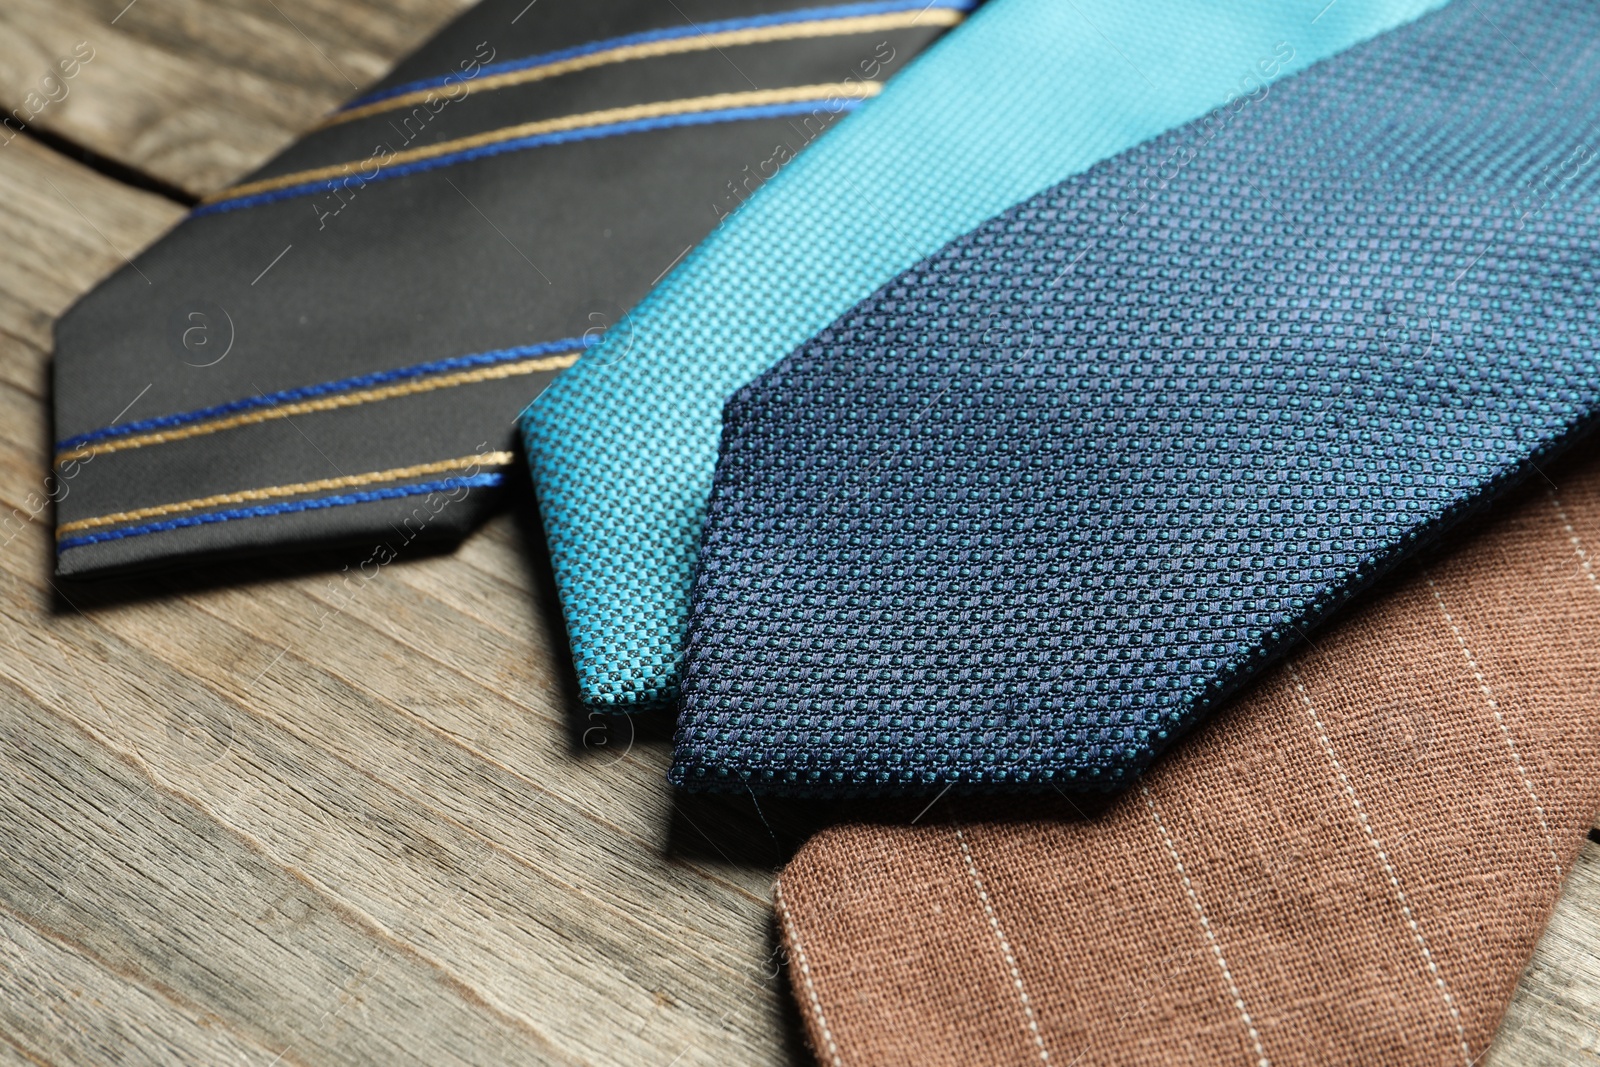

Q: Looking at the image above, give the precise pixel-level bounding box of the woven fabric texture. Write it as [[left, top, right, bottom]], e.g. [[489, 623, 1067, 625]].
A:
[[518, 0, 1445, 708], [775, 446, 1600, 1065], [51, 0, 960, 578], [674, 0, 1600, 793]]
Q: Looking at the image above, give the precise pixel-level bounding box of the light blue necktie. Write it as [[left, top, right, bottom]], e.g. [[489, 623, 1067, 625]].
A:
[[520, 0, 1450, 709]]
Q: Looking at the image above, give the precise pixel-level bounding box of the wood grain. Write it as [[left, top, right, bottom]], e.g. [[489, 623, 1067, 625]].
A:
[[0, 124, 799, 1067], [0, 4, 1593, 1064], [0, 135, 180, 356], [0, 0, 473, 197], [1488, 841, 1600, 1064]]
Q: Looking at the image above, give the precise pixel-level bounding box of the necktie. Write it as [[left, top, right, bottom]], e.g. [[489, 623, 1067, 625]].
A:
[[521, 0, 1446, 711], [774, 448, 1600, 1065], [49, 0, 965, 577], [675, 0, 1600, 793]]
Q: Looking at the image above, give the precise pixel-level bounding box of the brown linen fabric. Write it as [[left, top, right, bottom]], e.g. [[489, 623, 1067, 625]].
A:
[[775, 450, 1600, 1067]]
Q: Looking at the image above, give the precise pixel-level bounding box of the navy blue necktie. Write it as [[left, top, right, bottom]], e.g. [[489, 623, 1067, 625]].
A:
[[674, 0, 1600, 795]]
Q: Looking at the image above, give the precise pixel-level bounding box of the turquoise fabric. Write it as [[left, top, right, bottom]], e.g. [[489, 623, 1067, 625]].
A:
[[520, 0, 1452, 708]]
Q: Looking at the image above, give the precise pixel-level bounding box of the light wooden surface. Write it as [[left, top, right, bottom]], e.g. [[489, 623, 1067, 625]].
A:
[[0, 3, 1595, 1065], [0, 0, 474, 197], [0, 121, 811, 1065]]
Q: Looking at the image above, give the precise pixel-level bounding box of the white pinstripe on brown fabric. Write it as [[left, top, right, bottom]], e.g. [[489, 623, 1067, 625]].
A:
[[1426, 575, 1564, 884], [775, 449, 1600, 1067]]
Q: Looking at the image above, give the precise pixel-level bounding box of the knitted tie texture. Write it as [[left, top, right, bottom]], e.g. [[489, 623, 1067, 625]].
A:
[[519, 0, 1446, 709], [673, 0, 1600, 794]]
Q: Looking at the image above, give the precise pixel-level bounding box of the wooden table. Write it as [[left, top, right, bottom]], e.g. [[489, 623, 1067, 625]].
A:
[[0, 3, 1594, 1064]]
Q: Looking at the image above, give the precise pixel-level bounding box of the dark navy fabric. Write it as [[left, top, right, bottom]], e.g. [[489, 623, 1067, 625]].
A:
[[674, 0, 1600, 795]]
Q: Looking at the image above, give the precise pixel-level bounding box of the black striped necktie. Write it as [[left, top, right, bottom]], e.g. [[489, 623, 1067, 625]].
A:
[[50, 0, 967, 577]]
